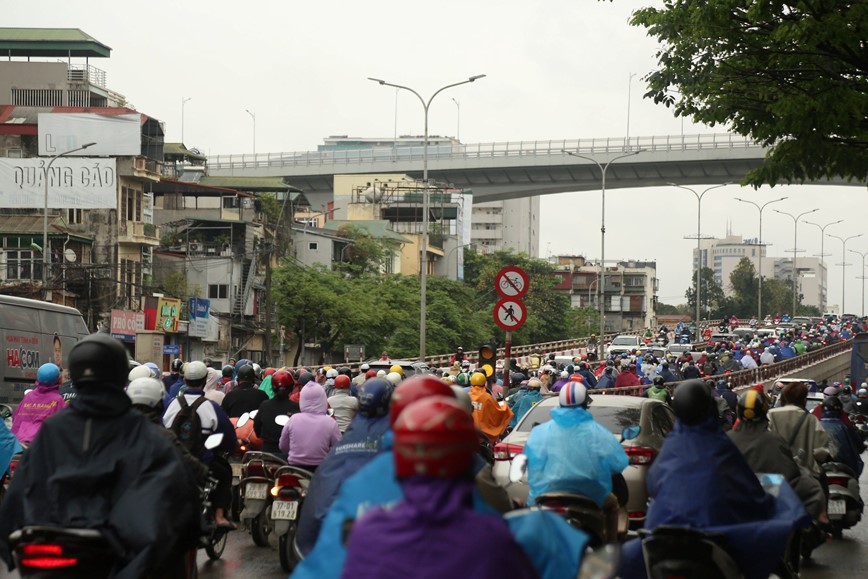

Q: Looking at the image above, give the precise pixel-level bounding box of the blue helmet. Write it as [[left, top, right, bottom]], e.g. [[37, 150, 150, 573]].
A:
[[37, 363, 61, 386], [358, 378, 393, 417], [235, 358, 251, 373]]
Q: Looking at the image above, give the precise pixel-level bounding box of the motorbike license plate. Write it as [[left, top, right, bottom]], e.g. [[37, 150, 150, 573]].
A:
[[231, 463, 243, 478], [828, 499, 846, 516], [245, 483, 268, 500], [272, 500, 298, 520]]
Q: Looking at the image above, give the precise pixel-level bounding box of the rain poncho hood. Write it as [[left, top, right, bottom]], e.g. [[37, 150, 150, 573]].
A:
[[510, 389, 542, 428], [301, 382, 328, 414]]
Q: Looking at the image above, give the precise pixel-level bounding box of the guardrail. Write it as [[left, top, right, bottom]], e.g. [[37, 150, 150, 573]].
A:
[[207, 133, 764, 170], [589, 338, 853, 397]]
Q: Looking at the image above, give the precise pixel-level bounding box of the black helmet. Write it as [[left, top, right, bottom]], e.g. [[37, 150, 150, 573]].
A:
[[737, 389, 769, 422], [672, 379, 717, 426], [653, 376, 665, 386], [338, 366, 352, 377], [69, 333, 129, 389], [821, 395, 843, 414], [171, 358, 184, 372], [236, 364, 255, 382], [221, 364, 234, 378]]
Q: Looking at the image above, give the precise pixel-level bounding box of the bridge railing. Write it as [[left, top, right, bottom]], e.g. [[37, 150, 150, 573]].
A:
[[207, 133, 763, 171]]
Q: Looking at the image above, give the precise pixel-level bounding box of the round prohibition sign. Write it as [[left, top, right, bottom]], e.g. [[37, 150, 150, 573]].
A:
[[494, 297, 527, 331], [495, 266, 529, 299]]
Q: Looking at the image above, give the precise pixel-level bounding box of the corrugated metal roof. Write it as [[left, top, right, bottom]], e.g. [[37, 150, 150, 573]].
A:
[[322, 220, 411, 244], [163, 143, 207, 161], [0, 28, 111, 58], [199, 176, 304, 193], [0, 215, 93, 242]]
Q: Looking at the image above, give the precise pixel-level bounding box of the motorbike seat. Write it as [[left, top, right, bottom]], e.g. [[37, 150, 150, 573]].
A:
[[824, 462, 857, 478]]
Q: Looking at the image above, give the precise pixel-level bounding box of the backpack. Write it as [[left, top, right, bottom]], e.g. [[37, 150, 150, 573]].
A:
[[171, 395, 208, 453]]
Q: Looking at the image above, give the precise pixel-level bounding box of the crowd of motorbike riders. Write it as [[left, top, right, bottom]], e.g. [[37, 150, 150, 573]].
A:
[[0, 314, 865, 578]]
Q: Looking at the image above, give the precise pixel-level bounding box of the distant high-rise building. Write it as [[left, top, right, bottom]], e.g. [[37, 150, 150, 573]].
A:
[[471, 198, 539, 256]]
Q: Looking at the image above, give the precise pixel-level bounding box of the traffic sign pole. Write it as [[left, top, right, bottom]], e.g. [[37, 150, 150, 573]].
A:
[[504, 331, 511, 390]]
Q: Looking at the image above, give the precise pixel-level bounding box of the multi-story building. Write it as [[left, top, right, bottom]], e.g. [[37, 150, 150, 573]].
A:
[[549, 255, 659, 332], [470, 198, 539, 257]]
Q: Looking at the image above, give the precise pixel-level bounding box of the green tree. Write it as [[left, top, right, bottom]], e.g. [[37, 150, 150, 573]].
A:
[[630, 3, 868, 186], [566, 306, 600, 337], [334, 224, 397, 277], [727, 258, 759, 318], [656, 303, 681, 315], [685, 267, 725, 319]]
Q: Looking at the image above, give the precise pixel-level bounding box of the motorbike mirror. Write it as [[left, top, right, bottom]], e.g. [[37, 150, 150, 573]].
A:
[[275, 414, 290, 427], [622, 425, 641, 441], [249, 410, 258, 418], [204, 433, 224, 450], [508, 453, 528, 484], [23, 389, 33, 397], [236, 413, 250, 428]]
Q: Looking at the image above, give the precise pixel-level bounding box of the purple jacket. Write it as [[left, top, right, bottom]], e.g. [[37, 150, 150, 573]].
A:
[[279, 384, 341, 466], [550, 378, 569, 393], [10, 382, 65, 444], [342, 477, 536, 579]]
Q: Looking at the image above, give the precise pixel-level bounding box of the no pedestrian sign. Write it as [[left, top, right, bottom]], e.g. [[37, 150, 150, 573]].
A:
[[495, 266, 529, 299], [494, 297, 527, 331]]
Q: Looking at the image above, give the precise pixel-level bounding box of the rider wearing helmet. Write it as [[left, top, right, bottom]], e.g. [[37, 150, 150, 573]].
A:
[[343, 396, 537, 579], [162, 359, 188, 408], [619, 379, 808, 579], [819, 396, 865, 476], [768, 381, 833, 477], [0, 334, 201, 578], [163, 357, 185, 391], [524, 381, 628, 508], [221, 363, 268, 418], [509, 378, 542, 429], [385, 371, 403, 386], [644, 376, 672, 404], [469, 371, 513, 445], [328, 374, 358, 433], [253, 370, 299, 458], [10, 363, 65, 445], [295, 378, 394, 557], [278, 378, 342, 469]]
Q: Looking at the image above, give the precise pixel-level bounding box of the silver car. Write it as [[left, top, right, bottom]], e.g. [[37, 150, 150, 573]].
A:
[[492, 395, 676, 527]]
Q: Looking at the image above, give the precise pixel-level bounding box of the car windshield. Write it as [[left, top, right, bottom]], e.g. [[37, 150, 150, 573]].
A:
[[612, 337, 636, 345], [517, 403, 642, 435]]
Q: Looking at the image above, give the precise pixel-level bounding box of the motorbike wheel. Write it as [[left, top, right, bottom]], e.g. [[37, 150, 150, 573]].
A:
[[205, 528, 228, 560], [251, 512, 271, 547], [278, 524, 298, 572], [230, 486, 242, 522]]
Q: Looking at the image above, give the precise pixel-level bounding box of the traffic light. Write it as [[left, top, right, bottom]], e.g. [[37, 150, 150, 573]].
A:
[[478, 343, 497, 378]]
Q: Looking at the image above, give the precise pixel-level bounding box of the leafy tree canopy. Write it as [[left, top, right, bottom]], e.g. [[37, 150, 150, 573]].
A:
[[631, 2, 868, 186]]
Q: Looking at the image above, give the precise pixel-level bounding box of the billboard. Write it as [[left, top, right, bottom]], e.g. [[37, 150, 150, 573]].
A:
[[110, 309, 145, 343], [38, 113, 142, 157], [156, 297, 181, 333], [188, 298, 211, 338], [0, 157, 117, 209]]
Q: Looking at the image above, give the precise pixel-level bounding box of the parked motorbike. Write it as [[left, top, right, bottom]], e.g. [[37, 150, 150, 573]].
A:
[[240, 449, 287, 547], [823, 461, 864, 538]]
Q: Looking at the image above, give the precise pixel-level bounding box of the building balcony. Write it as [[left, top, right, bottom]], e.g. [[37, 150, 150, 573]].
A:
[[119, 221, 160, 246], [117, 156, 163, 182]]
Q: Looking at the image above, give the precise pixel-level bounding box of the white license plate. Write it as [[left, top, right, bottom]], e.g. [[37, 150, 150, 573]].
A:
[[271, 500, 298, 520], [245, 483, 268, 500], [231, 463, 243, 478], [829, 499, 846, 516]]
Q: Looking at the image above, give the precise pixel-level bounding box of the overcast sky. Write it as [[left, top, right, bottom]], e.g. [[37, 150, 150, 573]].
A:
[[11, 1, 865, 313]]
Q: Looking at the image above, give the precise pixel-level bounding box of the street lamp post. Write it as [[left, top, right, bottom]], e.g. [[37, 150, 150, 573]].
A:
[[668, 183, 730, 326], [848, 249, 868, 317], [181, 97, 192, 143], [369, 74, 486, 359], [43, 142, 97, 301], [803, 219, 842, 312], [734, 196, 787, 321], [562, 149, 644, 352], [625, 72, 637, 148], [828, 233, 862, 315], [244, 109, 256, 157], [451, 98, 460, 141], [774, 208, 819, 316]]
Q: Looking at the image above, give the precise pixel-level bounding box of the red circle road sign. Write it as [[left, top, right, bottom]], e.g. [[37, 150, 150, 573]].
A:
[[493, 297, 527, 331], [495, 266, 529, 299]]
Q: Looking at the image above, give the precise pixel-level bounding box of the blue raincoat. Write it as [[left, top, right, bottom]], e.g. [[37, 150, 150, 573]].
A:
[[510, 389, 542, 428], [295, 413, 390, 556], [1, 425, 22, 477], [619, 417, 809, 579], [524, 406, 628, 506]]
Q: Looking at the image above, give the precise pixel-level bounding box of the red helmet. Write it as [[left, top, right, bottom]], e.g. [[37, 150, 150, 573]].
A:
[[389, 374, 455, 426], [569, 373, 583, 382], [393, 396, 477, 479], [365, 370, 377, 379], [334, 374, 351, 390], [263, 367, 277, 377], [272, 369, 295, 392]]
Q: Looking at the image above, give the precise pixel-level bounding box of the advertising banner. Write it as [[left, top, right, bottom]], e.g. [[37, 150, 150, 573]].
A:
[[110, 309, 145, 343], [0, 157, 117, 209], [156, 297, 181, 333], [188, 298, 211, 338], [38, 112, 142, 157]]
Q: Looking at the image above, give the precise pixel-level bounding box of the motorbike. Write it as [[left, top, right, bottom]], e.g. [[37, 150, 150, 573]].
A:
[[271, 464, 313, 572], [240, 449, 287, 547], [823, 461, 864, 538], [229, 411, 263, 521], [638, 526, 743, 579], [850, 413, 868, 443]]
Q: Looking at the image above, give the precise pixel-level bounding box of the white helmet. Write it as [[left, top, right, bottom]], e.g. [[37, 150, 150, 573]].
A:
[[326, 368, 339, 379], [128, 365, 153, 383], [560, 371, 569, 379], [558, 380, 589, 408], [360, 363, 370, 371], [185, 360, 208, 381], [126, 377, 164, 407], [386, 371, 402, 385], [252, 363, 262, 378], [377, 369, 387, 378]]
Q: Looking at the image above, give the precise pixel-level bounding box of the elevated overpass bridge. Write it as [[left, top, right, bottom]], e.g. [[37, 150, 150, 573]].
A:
[[208, 133, 773, 202]]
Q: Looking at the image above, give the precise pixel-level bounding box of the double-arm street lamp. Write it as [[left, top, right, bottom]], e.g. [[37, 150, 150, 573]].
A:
[[43, 142, 97, 300], [245, 109, 256, 157], [803, 219, 842, 312], [733, 196, 787, 321], [849, 249, 868, 317], [774, 208, 818, 316], [668, 183, 730, 327], [561, 149, 643, 351], [828, 233, 863, 315], [369, 74, 486, 359]]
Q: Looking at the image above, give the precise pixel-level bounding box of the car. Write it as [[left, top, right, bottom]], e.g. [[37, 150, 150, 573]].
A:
[[606, 335, 643, 357], [491, 395, 676, 528], [363, 359, 430, 377], [768, 378, 820, 407], [710, 332, 739, 343]]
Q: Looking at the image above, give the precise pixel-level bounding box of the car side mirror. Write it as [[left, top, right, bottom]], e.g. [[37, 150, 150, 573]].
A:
[[509, 453, 528, 483], [622, 425, 641, 441], [275, 414, 290, 427]]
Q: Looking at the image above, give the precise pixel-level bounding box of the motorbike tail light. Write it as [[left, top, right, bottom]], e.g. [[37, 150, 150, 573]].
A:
[[827, 476, 849, 487], [239, 444, 248, 453], [276, 474, 301, 488], [20, 544, 78, 568], [537, 499, 569, 515], [492, 443, 524, 461], [22, 545, 63, 556], [245, 462, 266, 478], [628, 511, 646, 519], [625, 446, 657, 465]]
